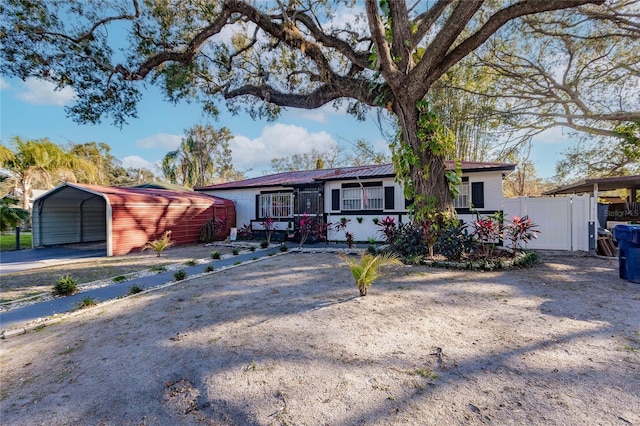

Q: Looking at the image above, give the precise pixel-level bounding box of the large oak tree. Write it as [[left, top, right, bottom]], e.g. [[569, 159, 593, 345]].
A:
[[1, 0, 606, 219]]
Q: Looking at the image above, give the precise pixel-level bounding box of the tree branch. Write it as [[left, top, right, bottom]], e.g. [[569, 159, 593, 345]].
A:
[[422, 0, 606, 92]]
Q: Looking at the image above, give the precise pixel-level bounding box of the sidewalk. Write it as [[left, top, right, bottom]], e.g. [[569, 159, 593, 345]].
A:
[[0, 246, 283, 333]]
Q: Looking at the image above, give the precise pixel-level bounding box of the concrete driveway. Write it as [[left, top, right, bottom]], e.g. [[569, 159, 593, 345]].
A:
[[0, 246, 107, 275]]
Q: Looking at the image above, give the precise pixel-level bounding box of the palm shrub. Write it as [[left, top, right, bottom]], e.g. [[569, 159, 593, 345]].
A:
[[339, 252, 402, 297], [0, 195, 30, 232], [142, 230, 174, 257], [53, 275, 78, 296]]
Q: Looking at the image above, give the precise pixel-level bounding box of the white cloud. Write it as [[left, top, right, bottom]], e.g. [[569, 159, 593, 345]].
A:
[[531, 126, 573, 145], [230, 123, 337, 171], [17, 78, 77, 106], [134, 133, 182, 150], [121, 155, 157, 171], [0, 78, 9, 90]]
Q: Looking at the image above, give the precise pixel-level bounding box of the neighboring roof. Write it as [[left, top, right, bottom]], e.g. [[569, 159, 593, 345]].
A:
[[35, 183, 232, 206], [196, 161, 516, 191], [544, 175, 640, 195], [130, 182, 193, 191]]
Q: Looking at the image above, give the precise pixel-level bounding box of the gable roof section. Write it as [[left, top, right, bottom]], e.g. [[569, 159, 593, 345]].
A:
[[196, 161, 516, 191], [36, 182, 230, 207]]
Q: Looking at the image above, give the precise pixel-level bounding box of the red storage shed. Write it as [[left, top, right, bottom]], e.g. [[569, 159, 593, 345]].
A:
[[32, 183, 235, 256]]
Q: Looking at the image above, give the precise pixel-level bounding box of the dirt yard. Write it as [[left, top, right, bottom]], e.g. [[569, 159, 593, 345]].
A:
[[0, 244, 239, 303], [1, 251, 638, 425]]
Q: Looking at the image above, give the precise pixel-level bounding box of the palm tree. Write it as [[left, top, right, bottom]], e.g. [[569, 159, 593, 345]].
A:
[[142, 231, 174, 257], [161, 125, 241, 188], [0, 194, 30, 232], [339, 252, 402, 297], [1, 137, 97, 210]]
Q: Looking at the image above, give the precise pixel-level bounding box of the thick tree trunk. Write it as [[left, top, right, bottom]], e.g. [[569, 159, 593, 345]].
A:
[[395, 100, 456, 222]]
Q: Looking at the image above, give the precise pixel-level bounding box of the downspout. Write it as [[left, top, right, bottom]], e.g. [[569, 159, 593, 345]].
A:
[[105, 197, 113, 257], [589, 183, 598, 254]]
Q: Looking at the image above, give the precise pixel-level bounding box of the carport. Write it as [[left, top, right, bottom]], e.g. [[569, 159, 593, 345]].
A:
[[32, 183, 235, 256]]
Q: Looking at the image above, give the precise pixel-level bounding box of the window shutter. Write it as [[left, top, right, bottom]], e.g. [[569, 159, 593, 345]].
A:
[[471, 182, 484, 209], [255, 194, 260, 219], [384, 186, 395, 210], [404, 198, 413, 209], [331, 189, 340, 211]]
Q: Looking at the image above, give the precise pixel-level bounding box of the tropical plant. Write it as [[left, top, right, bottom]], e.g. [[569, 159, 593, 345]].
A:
[[173, 270, 187, 281], [142, 230, 174, 257], [0, 194, 30, 232], [261, 216, 275, 245], [472, 214, 503, 258], [312, 220, 332, 247], [377, 216, 397, 245], [340, 252, 402, 297], [237, 224, 253, 241], [0, 137, 98, 209], [390, 222, 428, 258], [297, 213, 313, 248], [161, 124, 243, 188], [345, 232, 355, 249], [53, 275, 78, 296], [434, 222, 474, 261], [505, 215, 541, 255], [200, 216, 226, 243], [211, 250, 221, 260]]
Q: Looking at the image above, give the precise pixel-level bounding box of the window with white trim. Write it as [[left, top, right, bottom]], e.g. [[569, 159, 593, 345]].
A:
[[453, 181, 469, 209], [259, 193, 293, 218], [342, 186, 384, 210]]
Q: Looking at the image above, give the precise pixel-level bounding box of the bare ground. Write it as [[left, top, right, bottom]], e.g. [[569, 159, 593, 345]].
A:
[[1, 251, 638, 425], [0, 244, 239, 303]]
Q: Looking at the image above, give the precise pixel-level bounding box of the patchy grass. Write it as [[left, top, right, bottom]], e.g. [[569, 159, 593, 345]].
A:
[[75, 297, 98, 309]]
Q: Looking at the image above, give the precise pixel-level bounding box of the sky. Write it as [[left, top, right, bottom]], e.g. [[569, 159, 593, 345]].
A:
[[0, 75, 575, 180]]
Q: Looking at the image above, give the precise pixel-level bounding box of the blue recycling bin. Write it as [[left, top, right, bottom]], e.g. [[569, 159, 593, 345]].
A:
[[614, 224, 640, 283]]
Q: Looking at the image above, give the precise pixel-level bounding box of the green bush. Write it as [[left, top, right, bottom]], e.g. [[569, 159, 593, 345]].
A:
[[391, 223, 428, 258], [260, 240, 269, 248], [184, 259, 197, 267], [249, 246, 256, 252], [128, 285, 144, 295], [232, 248, 239, 255], [434, 223, 474, 261], [53, 275, 78, 296], [204, 265, 214, 273], [211, 251, 221, 260], [112, 275, 127, 283], [279, 245, 288, 252], [173, 270, 187, 281], [151, 265, 167, 273]]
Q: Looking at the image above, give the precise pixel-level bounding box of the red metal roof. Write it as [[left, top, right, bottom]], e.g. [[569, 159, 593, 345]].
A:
[[65, 183, 232, 206], [196, 161, 516, 190]]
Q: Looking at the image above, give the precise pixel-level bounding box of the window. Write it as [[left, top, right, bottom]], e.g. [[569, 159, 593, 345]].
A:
[[342, 186, 383, 210], [259, 193, 293, 218], [454, 181, 470, 209]]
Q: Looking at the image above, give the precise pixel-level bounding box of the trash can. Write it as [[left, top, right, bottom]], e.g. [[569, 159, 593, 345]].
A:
[[614, 225, 640, 283]]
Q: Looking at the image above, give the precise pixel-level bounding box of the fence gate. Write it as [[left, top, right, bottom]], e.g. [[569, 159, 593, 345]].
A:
[[503, 195, 591, 251]]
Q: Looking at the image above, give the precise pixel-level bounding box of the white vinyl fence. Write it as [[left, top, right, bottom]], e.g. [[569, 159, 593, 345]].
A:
[[503, 195, 592, 251]]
